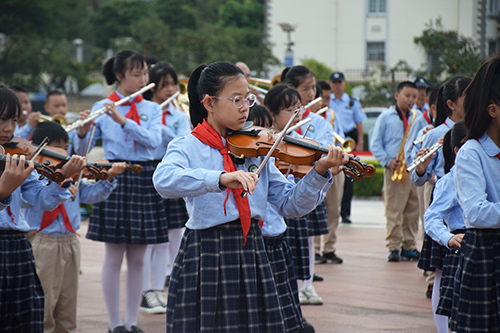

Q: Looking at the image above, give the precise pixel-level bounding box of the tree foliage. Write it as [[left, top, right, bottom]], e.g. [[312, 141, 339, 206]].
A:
[[414, 18, 483, 81]]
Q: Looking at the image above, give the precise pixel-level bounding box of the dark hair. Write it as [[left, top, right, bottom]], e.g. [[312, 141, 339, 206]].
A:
[[45, 90, 65, 103], [264, 84, 301, 116], [281, 65, 315, 88], [0, 84, 21, 120], [188, 61, 244, 127], [102, 50, 146, 85], [428, 85, 439, 107], [315, 83, 322, 98], [396, 81, 417, 93], [434, 75, 471, 127], [463, 55, 500, 140], [442, 121, 466, 173], [10, 86, 27, 94], [317, 80, 331, 91], [32, 121, 69, 145], [248, 105, 273, 128], [144, 61, 178, 100]]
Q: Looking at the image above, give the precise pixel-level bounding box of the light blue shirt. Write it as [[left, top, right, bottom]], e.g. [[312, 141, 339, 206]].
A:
[[152, 103, 192, 160], [411, 118, 454, 186], [404, 113, 433, 165], [297, 111, 335, 147], [152, 133, 333, 230], [73, 91, 162, 161], [262, 203, 288, 237], [413, 102, 429, 113], [23, 179, 117, 235], [0, 171, 71, 232], [454, 134, 500, 228], [424, 168, 465, 249], [14, 123, 34, 140], [370, 106, 421, 168], [329, 92, 366, 133]]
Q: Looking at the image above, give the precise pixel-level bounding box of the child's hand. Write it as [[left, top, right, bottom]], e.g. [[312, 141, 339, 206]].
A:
[[415, 147, 435, 176], [68, 185, 78, 198], [27, 112, 40, 128], [448, 233, 464, 248], [389, 158, 403, 172], [104, 103, 127, 127], [0, 154, 35, 202], [61, 155, 86, 178], [106, 162, 127, 181], [77, 110, 94, 139], [314, 145, 349, 176], [219, 170, 259, 195]]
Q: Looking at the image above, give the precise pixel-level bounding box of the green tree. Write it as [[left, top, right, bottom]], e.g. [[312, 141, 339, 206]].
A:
[[414, 18, 483, 81], [301, 59, 334, 81]]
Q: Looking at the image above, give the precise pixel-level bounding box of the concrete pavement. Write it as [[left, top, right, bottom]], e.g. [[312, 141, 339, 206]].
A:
[[75, 198, 436, 333]]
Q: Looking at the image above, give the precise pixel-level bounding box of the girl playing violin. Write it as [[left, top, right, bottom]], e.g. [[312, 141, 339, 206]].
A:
[[74, 50, 167, 333], [24, 121, 126, 333], [450, 54, 500, 332], [141, 61, 191, 314], [0, 84, 85, 332], [153, 61, 347, 332]]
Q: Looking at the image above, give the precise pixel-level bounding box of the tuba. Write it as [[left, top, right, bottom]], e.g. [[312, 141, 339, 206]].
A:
[[391, 108, 417, 182]]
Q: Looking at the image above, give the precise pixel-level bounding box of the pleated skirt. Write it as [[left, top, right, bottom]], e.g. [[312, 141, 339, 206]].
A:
[[417, 233, 446, 271], [284, 216, 310, 280]]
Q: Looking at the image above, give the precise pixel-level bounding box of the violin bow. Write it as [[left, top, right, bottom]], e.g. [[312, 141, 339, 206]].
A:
[[241, 107, 301, 197], [71, 123, 97, 201]]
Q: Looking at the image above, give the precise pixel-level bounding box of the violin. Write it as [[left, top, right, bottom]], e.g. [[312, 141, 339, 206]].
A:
[[228, 126, 375, 180], [0, 146, 64, 183]]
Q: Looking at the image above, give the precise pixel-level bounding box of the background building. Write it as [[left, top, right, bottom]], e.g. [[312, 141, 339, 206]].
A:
[[266, 0, 500, 82]]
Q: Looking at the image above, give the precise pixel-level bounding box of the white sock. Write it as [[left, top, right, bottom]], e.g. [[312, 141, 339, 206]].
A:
[[124, 244, 147, 330], [151, 242, 169, 290], [142, 245, 154, 291], [302, 236, 315, 289], [432, 269, 449, 333], [166, 228, 184, 277], [102, 243, 126, 330]]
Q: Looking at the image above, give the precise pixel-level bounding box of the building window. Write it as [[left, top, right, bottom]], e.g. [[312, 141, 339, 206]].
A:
[[489, 40, 498, 55], [490, 0, 500, 14], [367, 42, 385, 62], [368, 0, 386, 14]]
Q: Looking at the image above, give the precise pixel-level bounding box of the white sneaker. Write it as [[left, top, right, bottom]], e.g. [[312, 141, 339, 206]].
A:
[[155, 289, 168, 308], [139, 290, 166, 314], [299, 288, 309, 305], [302, 285, 323, 305]]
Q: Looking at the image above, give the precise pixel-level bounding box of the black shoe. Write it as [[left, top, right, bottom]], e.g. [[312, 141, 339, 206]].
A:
[[314, 254, 327, 264], [323, 252, 343, 264], [341, 216, 352, 223], [401, 248, 420, 261], [108, 326, 127, 333], [300, 318, 315, 333], [426, 284, 433, 299], [165, 275, 170, 287], [313, 273, 324, 282], [388, 250, 400, 262], [127, 326, 144, 333]]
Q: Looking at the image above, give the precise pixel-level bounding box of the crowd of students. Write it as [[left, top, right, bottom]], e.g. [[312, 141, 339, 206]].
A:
[[1, 49, 500, 333]]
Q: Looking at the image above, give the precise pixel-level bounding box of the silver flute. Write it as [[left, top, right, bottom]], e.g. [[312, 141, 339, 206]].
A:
[[413, 134, 426, 145], [406, 141, 442, 172]]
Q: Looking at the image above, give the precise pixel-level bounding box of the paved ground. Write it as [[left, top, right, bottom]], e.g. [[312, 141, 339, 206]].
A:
[[76, 198, 436, 333]]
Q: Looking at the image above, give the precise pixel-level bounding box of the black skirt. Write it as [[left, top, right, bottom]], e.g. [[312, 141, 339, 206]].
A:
[[166, 219, 285, 333], [87, 161, 169, 244], [163, 198, 189, 229], [0, 231, 44, 332], [417, 233, 446, 271], [284, 216, 310, 280], [306, 200, 329, 237]]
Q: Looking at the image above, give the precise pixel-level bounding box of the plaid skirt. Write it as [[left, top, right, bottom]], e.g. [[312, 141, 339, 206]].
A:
[[163, 198, 189, 229], [306, 200, 329, 237], [450, 229, 500, 332], [166, 219, 285, 333], [87, 161, 169, 244], [284, 216, 310, 280], [0, 231, 44, 333], [264, 234, 303, 333], [436, 247, 460, 317], [417, 233, 445, 271]]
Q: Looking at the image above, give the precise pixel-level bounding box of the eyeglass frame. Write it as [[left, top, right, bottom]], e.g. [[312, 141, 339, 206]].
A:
[[279, 105, 305, 115], [201, 93, 257, 109]]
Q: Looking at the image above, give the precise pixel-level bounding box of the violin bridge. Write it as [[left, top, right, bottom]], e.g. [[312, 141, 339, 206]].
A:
[[267, 130, 274, 141]]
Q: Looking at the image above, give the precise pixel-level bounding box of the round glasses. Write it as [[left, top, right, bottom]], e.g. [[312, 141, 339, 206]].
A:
[[209, 93, 257, 108], [280, 105, 305, 115]]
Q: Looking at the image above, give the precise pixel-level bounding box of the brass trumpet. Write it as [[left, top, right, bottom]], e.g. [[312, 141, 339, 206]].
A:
[[333, 132, 355, 153], [250, 77, 272, 86], [39, 114, 67, 126]]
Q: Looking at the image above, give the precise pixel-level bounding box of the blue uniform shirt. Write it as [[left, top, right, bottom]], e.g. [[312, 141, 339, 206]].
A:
[[370, 106, 421, 168], [152, 103, 192, 160], [404, 114, 433, 165], [23, 179, 117, 235], [0, 171, 71, 232], [329, 92, 366, 133], [152, 133, 333, 230], [424, 167, 465, 249], [73, 91, 162, 161], [14, 123, 34, 140], [296, 110, 335, 147], [454, 134, 500, 229]]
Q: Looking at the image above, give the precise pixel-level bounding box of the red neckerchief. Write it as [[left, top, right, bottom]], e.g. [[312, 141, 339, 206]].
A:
[[108, 91, 144, 152], [191, 119, 252, 245], [35, 203, 78, 235], [422, 110, 431, 124], [401, 111, 409, 132], [162, 110, 170, 126], [0, 172, 15, 224], [296, 108, 311, 135]]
